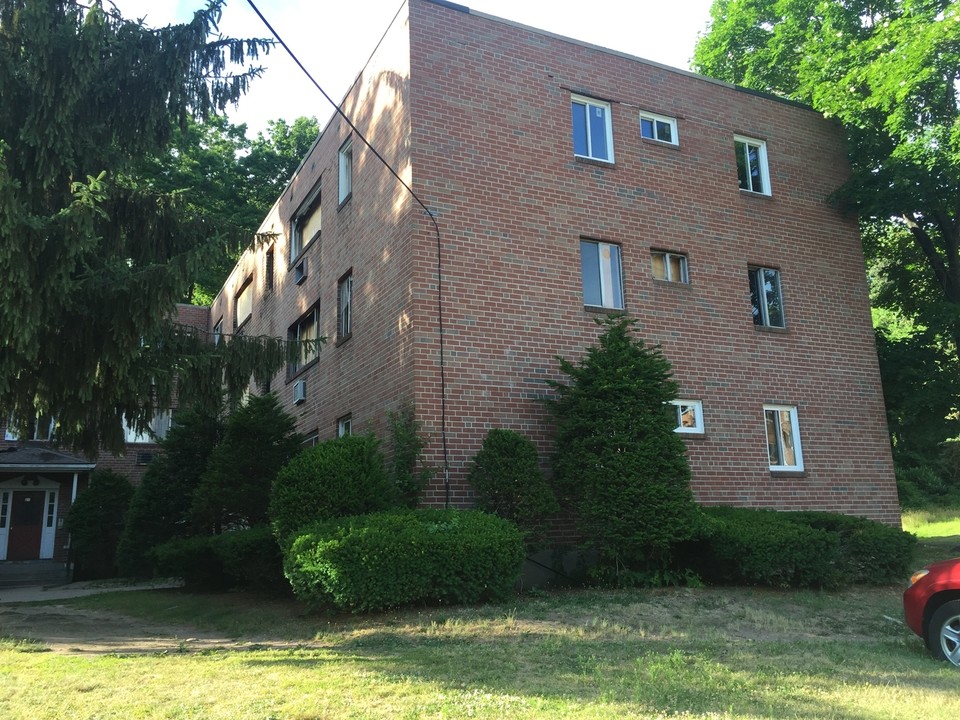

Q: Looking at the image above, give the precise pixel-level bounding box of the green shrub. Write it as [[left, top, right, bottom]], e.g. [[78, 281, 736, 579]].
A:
[[468, 428, 558, 545], [788, 510, 916, 584], [66, 470, 134, 580], [116, 407, 222, 577], [284, 509, 525, 612], [896, 466, 931, 509], [153, 535, 225, 590], [387, 403, 432, 507], [191, 393, 302, 532], [547, 315, 698, 583], [687, 506, 916, 589], [153, 527, 286, 593], [270, 434, 397, 545]]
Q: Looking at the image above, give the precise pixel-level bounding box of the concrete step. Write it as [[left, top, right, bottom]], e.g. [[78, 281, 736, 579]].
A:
[[0, 561, 70, 588]]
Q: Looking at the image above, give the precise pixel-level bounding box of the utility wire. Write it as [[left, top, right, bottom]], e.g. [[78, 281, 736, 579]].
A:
[[244, 0, 451, 507]]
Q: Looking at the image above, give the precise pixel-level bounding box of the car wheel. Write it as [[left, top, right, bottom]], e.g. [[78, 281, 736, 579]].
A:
[[927, 600, 960, 667]]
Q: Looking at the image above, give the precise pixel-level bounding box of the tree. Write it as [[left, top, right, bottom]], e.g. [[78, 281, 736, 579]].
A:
[[191, 393, 302, 532], [0, 0, 310, 456], [66, 469, 134, 580], [244, 116, 320, 208], [468, 428, 558, 545], [115, 405, 223, 577], [547, 316, 698, 585], [137, 114, 320, 304], [693, 0, 960, 455]]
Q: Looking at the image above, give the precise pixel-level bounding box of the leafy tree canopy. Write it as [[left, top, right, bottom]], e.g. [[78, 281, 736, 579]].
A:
[[0, 0, 316, 455], [137, 114, 319, 304]]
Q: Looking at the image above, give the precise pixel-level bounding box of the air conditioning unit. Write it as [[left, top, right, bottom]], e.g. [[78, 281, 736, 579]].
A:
[[293, 379, 307, 404], [294, 258, 308, 285]]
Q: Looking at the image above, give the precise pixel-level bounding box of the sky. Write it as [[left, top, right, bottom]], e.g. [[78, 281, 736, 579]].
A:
[[114, 0, 718, 137]]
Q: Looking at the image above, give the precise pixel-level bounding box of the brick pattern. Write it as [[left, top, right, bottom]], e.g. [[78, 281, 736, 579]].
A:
[[211, 0, 899, 526]]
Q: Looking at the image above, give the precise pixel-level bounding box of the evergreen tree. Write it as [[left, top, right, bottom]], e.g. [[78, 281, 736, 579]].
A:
[[191, 393, 303, 532], [547, 315, 698, 584], [0, 0, 305, 456], [116, 406, 222, 577]]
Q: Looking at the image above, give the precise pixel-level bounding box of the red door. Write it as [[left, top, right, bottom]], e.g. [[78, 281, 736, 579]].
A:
[[7, 491, 45, 560]]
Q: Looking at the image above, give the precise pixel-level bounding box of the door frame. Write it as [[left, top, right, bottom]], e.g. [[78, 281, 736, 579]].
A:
[[0, 476, 60, 560]]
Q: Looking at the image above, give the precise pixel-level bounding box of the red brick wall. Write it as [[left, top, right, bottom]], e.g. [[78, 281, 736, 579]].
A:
[[206, 0, 899, 527], [209, 8, 418, 446], [406, 1, 899, 524]]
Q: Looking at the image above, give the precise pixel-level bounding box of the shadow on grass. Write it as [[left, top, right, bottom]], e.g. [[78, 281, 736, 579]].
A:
[[229, 596, 956, 719]]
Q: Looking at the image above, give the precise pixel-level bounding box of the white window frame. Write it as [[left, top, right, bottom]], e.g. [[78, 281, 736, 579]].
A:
[[571, 95, 614, 163], [338, 138, 353, 205], [749, 266, 785, 328], [337, 415, 352, 438], [764, 404, 804, 472], [124, 410, 173, 444], [288, 304, 320, 375], [235, 278, 253, 330], [640, 111, 678, 145], [670, 400, 704, 434], [291, 179, 322, 261], [734, 135, 770, 195], [580, 240, 624, 310], [337, 271, 353, 341], [212, 317, 223, 346], [652, 251, 689, 283], [4, 415, 54, 442]]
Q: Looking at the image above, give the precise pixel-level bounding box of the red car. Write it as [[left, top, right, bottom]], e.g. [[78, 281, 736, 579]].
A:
[[903, 556, 960, 666]]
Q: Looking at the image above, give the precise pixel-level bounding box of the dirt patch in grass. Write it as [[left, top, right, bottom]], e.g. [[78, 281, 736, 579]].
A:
[[0, 583, 907, 657], [0, 602, 307, 655]]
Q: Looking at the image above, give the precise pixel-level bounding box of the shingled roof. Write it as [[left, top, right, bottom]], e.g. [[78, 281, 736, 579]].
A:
[[0, 445, 96, 472]]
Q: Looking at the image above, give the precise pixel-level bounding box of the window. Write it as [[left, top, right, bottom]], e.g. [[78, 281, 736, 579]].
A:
[[5, 414, 54, 442], [749, 266, 785, 328], [288, 304, 320, 375], [235, 279, 253, 330], [640, 112, 677, 145], [45, 492, 56, 528], [652, 251, 688, 283], [124, 410, 172, 444], [0, 491, 8, 529], [670, 400, 704, 434], [571, 95, 614, 162], [265, 246, 275, 292], [302, 431, 319, 448], [580, 240, 624, 309], [338, 138, 353, 205], [337, 415, 352, 438], [291, 180, 322, 261], [764, 405, 803, 471], [213, 317, 223, 346], [734, 136, 769, 194], [337, 270, 353, 341]]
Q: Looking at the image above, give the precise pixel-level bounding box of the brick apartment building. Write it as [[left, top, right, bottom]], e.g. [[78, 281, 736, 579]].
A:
[[209, 0, 900, 525]]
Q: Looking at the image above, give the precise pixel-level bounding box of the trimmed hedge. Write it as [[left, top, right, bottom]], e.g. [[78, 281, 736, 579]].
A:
[[153, 526, 286, 594], [284, 509, 525, 612], [468, 428, 558, 545], [270, 434, 396, 545], [685, 506, 916, 589]]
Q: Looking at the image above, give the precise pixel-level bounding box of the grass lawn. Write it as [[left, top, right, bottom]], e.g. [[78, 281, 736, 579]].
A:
[[2, 514, 959, 719]]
